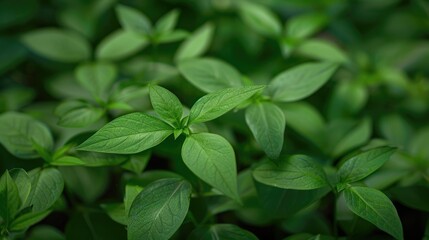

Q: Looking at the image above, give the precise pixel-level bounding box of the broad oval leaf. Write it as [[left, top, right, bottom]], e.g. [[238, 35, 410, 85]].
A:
[[189, 86, 264, 123], [188, 224, 258, 240], [9, 209, 51, 231], [338, 147, 396, 184], [27, 168, 64, 212], [116, 5, 151, 34], [0, 170, 21, 224], [181, 133, 239, 201], [96, 30, 148, 61], [268, 62, 338, 102], [75, 62, 117, 100], [245, 102, 285, 159], [77, 112, 173, 154], [55, 100, 105, 128], [238, 2, 282, 38], [0, 112, 53, 159], [9, 169, 31, 207], [128, 178, 192, 240], [178, 58, 243, 93], [253, 155, 328, 190], [296, 40, 348, 63], [149, 85, 183, 127], [286, 13, 328, 39], [175, 23, 214, 62], [21, 28, 90, 63], [344, 186, 403, 240]]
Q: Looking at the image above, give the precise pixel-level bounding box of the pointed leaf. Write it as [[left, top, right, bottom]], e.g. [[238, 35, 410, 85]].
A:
[[189, 86, 264, 123], [245, 102, 285, 159], [77, 113, 173, 154], [27, 168, 64, 212], [338, 147, 395, 184], [182, 133, 239, 200], [188, 224, 258, 240], [0, 170, 21, 224], [75, 62, 117, 100], [55, 101, 104, 128], [178, 58, 243, 93], [116, 5, 151, 34], [268, 62, 338, 102], [149, 85, 183, 127], [238, 2, 281, 38], [128, 178, 192, 240], [253, 155, 328, 190], [9, 169, 31, 207], [96, 30, 148, 61], [344, 186, 403, 240], [175, 23, 214, 62], [155, 9, 179, 34]]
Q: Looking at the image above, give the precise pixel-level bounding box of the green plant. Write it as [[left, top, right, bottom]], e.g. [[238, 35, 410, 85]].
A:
[[1, 0, 429, 239]]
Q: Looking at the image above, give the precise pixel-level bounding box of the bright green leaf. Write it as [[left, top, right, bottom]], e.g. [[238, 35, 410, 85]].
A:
[[178, 58, 243, 93], [268, 62, 338, 102], [77, 112, 173, 154], [21, 28, 90, 63], [75, 62, 117, 100], [124, 185, 143, 215], [155, 9, 179, 34], [27, 168, 64, 212], [338, 147, 395, 184], [344, 186, 403, 240], [55, 101, 105, 128], [0, 112, 53, 159], [245, 102, 285, 159], [116, 5, 151, 34], [286, 13, 328, 39], [189, 86, 264, 123], [182, 133, 239, 200], [149, 85, 183, 127], [297, 40, 348, 63], [175, 23, 214, 62], [253, 155, 328, 190], [238, 2, 282, 38], [128, 178, 192, 240], [96, 30, 148, 61]]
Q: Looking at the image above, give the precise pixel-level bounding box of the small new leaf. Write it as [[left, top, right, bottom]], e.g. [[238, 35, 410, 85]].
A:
[[338, 147, 395, 184], [149, 85, 183, 127], [268, 62, 338, 102], [253, 155, 329, 190], [128, 178, 192, 240], [0, 170, 21, 225], [181, 133, 239, 201], [77, 112, 173, 154], [189, 86, 264, 124], [344, 186, 403, 240]]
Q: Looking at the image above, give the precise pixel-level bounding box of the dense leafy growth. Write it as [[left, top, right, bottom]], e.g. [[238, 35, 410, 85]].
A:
[[1, 0, 429, 239]]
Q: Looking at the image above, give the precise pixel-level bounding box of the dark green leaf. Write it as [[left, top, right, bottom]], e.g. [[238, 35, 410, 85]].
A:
[[178, 58, 244, 93], [149, 85, 183, 127], [0, 170, 21, 225], [253, 155, 329, 190], [245, 102, 285, 159], [268, 62, 338, 102], [9, 210, 51, 231], [128, 178, 192, 240], [344, 186, 403, 240], [338, 147, 395, 184], [189, 86, 264, 123], [182, 133, 239, 200], [188, 224, 258, 240], [0, 112, 53, 159], [77, 112, 173, 154], [9, 169, 31, 207], [27, 168, 64, 212], [21, 28, 90, 63]]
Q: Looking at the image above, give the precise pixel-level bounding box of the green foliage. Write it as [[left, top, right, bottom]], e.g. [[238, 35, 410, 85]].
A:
[[1, 0, 427, 239]]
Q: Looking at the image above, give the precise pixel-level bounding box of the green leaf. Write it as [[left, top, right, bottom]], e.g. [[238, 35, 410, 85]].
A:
[[0, 170, 21, 225], [189, 86, 264, 123], [27, 225, 65, 240], [9, 169, 31, 207], [77, 112, 173, 154], [389, 185, 429, 212], [296, 40, 348, 63], [156, 30, 188, 44], [124, 185, 143, 215], [9, 210, 51, 231], [21, 28, 90, 63], [155, 9, 179, 34], [379, 114, 413, 149], [116, 5, 151, 34], [149, 85, 183, 127], [96, 30, 148, 61], [188, 224, 259, 240], [0, 112, 53, 159], [268, 62, 338, 102], [181, 133, 239, 200], [253, 155, 328, 190], [238, 2, 282, 38], [101, 203, 127, 225], [286, 13, 328, 39], [128, 178, 192, 240], [55, 101, 104, 128], [175, 23, 214, 62], [330, 118, 372, 157], [245, 102, 285, 159], [178, 58, 244, 93], [75, 62, 117, 100], [327, 81, 368, 119], [49, 156, 86, 166], [344, 186, 403, 240], [338, 147, 395, 184], [27, 168, 64, 212], [0, 38, 26, 76]]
